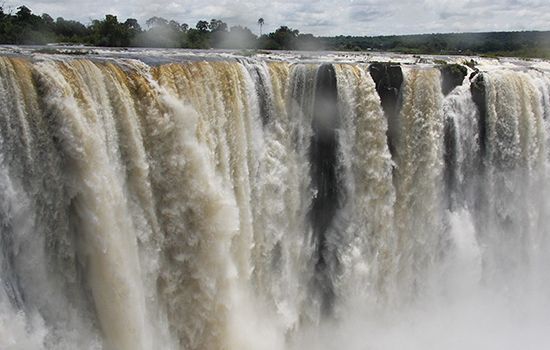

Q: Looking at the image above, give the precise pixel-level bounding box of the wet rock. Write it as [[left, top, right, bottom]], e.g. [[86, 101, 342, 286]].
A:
[[470, 72, 487, 158], [439, 63, 468, 95], [368, 62, 403, 157]]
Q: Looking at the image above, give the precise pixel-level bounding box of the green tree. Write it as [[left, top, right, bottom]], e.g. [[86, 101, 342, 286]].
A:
[[123, 18, 141, 44], [124, 18, 141, 32], [136, 16, 181, 47], [208, 19, 228, 47], [1, 6, 57, 44], [54, 17, 89, 42], [262, 26, 299, 50], [90, 14, 133, 47], [16, 5, 32, 21], [187, 28, 209, 48], [209, 19, 227, 32], [41, 13, 54, 25], [196, 20, 209, 32]]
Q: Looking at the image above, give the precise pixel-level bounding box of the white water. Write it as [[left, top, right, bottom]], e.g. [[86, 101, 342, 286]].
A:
[[1, 53, 550, 349]]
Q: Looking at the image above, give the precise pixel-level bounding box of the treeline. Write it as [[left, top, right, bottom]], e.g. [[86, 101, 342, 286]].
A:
[[324, 31, 550, 58], [1, 5, 549, 58], [0, 5, 320, 49]]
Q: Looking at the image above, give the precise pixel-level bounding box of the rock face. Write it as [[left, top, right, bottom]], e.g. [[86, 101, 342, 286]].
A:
[[439, 63, 468, 95], [368, 62, 404, 157], [443, 112, 457, 209], [470, 72, 487, 157]]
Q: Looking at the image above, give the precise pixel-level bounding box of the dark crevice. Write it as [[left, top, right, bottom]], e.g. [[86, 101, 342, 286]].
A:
[[470, 72, 487, 159], [310, 63, 340, 315], [368, 62, 403, 158], [249, 66, 272, 126], [443, 115, 457, 210], [439, 64, 468, 96]]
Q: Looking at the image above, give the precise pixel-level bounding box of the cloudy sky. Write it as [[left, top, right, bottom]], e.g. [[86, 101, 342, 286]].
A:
[[3, 0, 550, 36]]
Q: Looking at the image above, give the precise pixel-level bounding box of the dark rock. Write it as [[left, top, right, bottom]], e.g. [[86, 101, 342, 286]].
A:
[[464, 59, 478, 69], [469, 68, 480, 81], [443, 115, 457, 209], [470, 72, 487, 158], [368, 62, 404, 157], [248, 65, 272, 126], [439, 63, 468, 95]]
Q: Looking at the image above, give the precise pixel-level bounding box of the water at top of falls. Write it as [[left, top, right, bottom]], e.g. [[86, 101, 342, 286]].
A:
[[2, 45, 550, 71], [1, 50, 550, 350]]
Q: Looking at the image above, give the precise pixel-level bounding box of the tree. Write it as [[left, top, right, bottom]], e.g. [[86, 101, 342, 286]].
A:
[[123, 18, 141, 44], [137, 17, 183, 47], [209, 19, 227, 32], [90, 14, 133, 47], [15, 5, 31, 21], [220, 25, 257, 49], [262, 26, 299, 50], [168, 20, 181, 32], [41, 13, 54, 25], [146, 16, 168, 28], [196, 20, 209, 32], [207, 19, 228, 47], [54, 17, 89, 41], [187, 28, 209, 48], [124, 18, 141, 32], [257, 17, 264, 36], [2, 6, 57, 44], [297, 33, 322, 50]]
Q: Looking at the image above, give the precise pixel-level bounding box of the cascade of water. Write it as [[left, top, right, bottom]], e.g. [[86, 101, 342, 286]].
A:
[[480, 70, 547, 287], [0, 57, 103, 349], [332, 64, 395, 310], [34, 59, 159, 350], [392, 67, 446, 299], [443, 79, 480, 209], [1, 54, 550, 350]]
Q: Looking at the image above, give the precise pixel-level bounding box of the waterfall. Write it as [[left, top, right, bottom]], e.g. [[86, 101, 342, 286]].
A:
[[1, 53, 550, 350], [332, 63, 395, 310], [393, 67, 445, 298]]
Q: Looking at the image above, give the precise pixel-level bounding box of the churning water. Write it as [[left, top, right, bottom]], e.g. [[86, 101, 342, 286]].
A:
[[1, 49, 550, 349]]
